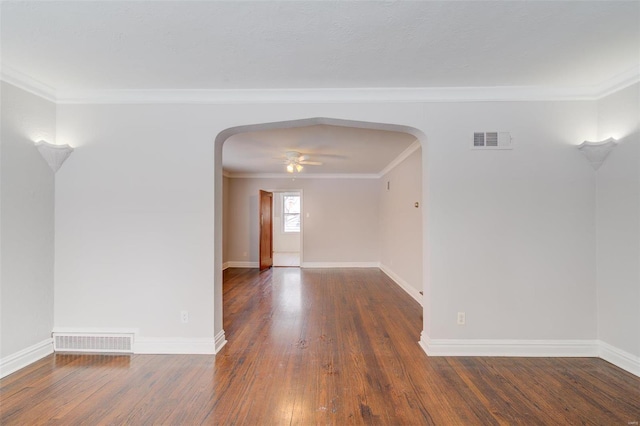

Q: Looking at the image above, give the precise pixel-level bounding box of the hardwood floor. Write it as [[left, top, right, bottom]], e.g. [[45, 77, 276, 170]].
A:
[[1, 267, 639, 425]]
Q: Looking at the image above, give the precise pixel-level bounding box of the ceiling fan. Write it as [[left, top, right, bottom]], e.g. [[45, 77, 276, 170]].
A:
[[283, 151, 323, 173]]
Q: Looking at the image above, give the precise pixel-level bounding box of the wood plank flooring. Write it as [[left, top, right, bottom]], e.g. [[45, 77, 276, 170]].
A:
[[1, 267, 639, 424]]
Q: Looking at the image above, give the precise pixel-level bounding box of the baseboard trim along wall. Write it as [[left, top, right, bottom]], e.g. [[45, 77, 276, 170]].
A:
[[3, 329, 225, 360], [0, 338, 54, 379], [379, 263, 422, 305], [419, 333, 640, 377], [3, 333, 638, 378], [135, 338, 216, 354], [420, 334, 598, 357], [226, 261, 381, 269], [301, 262, 379, 268], [226, 261, 259, 268], [214, 330, 227, 353], [599, 341, 640, 377]]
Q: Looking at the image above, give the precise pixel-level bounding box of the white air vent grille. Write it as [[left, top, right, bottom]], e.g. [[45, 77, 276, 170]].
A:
[[485, 132, 498, 146], [473, 132, 512, 149], [53, 332, 134, 353]]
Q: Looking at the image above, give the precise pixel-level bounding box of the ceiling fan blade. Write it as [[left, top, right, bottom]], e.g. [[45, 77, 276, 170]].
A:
[[299, 161, 323, 165]]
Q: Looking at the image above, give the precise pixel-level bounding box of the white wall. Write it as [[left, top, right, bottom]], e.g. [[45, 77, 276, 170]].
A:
[[1, 82, 56, 360], [55, 105, 217, 342], [54, 99, 597, 349], [596, 83, 640, 358], [223, 175, 230, 265], [424, 100, 597, 341], [226, 178, 379, 265], [379, 147, 423, 300]]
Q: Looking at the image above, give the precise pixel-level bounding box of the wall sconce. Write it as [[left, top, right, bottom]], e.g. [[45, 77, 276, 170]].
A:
[[35, 140, 74, 173], [577, 137, 617, 170]]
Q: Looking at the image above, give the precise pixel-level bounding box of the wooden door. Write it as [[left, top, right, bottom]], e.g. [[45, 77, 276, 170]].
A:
[[259, 190, 273, 271]]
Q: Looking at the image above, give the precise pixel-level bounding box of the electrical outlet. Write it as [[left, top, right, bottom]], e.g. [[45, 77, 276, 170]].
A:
[[181, 310, 189, 323], [457, 312, 466, 325]]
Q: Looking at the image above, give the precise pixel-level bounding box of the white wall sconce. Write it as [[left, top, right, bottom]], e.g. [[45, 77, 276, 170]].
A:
[[577, 137, 617, 170], [35, 140, 74, 173]]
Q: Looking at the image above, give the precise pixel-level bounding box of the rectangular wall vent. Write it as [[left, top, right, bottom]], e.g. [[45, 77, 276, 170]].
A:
[[53, 332, 134, 353], [473, 132, 512, 149]]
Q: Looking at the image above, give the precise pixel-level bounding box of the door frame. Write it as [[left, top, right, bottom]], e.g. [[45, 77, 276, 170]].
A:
[[268, 189, 303, 267]]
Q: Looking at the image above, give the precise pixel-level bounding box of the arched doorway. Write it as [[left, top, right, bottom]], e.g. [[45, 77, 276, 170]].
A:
[[213, 117, 428, 352]]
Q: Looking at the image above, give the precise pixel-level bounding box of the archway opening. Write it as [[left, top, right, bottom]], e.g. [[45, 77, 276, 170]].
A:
[[213, 117, 428, 353]]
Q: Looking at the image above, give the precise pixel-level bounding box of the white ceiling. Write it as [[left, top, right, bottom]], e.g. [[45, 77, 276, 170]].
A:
[[1, 1, 638, 175], [2, 1, 638, 93], [223, 124, 417, 176]]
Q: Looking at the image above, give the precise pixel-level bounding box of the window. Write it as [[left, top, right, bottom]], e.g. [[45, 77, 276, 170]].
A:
[[283, 194, 300, 233]]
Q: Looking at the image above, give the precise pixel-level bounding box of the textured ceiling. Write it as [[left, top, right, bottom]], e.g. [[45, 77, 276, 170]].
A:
[[2, 1, 638, 92]]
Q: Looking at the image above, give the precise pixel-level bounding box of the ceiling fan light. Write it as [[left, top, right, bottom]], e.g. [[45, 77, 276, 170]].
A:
[[286, 163, 294, 173], [295, 164, 303, 172]]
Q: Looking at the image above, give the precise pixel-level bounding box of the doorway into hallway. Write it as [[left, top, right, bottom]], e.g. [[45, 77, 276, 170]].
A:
[[272, 190, 302, 267]]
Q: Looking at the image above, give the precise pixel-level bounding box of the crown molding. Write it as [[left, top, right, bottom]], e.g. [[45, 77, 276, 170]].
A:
[[379, 139, 421, 177], [225, 172, 380, 179], [54, 86, 600, 104], [1, 66, 638, 104], [591, 66, 640, 99], [0, 64, 57, 103]]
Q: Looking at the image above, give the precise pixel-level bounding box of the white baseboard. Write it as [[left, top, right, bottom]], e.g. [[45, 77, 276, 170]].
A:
[[227, 261, 378, 269], [0, 338, 54, 378], [135, 338, 216, 354], [599, 340, 640, 377], [222, 262, 230, 270], [226, 261, 259, 268], [419, 333, 639, 377], [214, 329, 227, 353], [301, 261, 379, 268], [419, 332, 599, 357], [379, 263, 422, 305]]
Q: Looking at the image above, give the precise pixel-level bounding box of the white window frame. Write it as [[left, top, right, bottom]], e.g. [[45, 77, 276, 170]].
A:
[[283, 194, 301, 233]]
